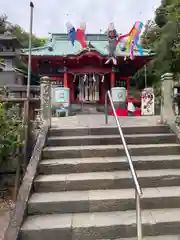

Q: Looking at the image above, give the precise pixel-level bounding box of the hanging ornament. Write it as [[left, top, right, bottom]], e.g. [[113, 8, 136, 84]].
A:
[[80, 22, 86, 31], [107, 22, 118, 42], [66, 21, 73, 32], [108, 22, 114, 31], [116, 21, 144, 60], [76, 22, 88, 49], [120, 39, 126, 51], [105, 22, 118, 65], [66, 21, 76, 46], [83, 74, 87, 82], [101, 75, 105, 83], [130, 39, 135, 60]]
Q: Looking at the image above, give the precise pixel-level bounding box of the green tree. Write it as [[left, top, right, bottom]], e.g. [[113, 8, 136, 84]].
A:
[[14, 25, 46, 48], [132, 21, 161, 89], [0, 14, 8, 34], [0, 14, 46, 48]]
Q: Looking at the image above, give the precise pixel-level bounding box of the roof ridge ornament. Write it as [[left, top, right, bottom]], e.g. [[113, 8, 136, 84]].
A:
[[48, 46, 53, 51], [88, 41, 95, 49]]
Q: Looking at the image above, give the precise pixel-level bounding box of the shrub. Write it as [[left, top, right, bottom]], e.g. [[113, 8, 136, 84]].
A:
[[0, 103, 23, 166]]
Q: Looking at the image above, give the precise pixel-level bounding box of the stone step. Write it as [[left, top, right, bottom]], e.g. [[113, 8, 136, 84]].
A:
[[98, 236, 180, 240], [47, 133, 177, 147], [28, 186, 180, 215], [20, 208, 180, 240], [39, 155, 180, 174], [42, 144, 180, 159], [49, 125, 170, 137], [34, 169, 180, 192]]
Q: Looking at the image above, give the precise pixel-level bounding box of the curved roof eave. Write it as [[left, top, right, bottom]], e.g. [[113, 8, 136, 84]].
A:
[[22, 52, 155, 58], [22, 47, 105, 57], [22, 44, 156, 58], [23, 46, 48, 53], [22, 38, 55, 53]]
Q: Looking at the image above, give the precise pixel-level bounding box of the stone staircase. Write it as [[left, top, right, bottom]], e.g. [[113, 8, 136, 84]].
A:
[[19, 124, 180, 240]]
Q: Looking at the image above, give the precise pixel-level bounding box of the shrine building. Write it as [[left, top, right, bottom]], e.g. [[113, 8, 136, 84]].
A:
[[23, 33, 154, 110]]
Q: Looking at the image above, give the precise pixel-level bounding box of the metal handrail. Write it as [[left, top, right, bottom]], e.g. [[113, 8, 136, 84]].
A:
[[105, 90, 143, 240]]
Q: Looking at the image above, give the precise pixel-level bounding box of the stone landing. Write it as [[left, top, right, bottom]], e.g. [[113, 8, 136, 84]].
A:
[[51, 115, 161, 129]]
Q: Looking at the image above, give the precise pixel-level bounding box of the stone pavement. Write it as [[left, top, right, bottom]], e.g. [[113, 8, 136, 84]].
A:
[[51, 114, 161, 129], [0, 210, 10, 240]]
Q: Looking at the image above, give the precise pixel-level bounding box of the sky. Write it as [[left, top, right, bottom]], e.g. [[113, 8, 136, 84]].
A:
[[0, 0, 161, 37]]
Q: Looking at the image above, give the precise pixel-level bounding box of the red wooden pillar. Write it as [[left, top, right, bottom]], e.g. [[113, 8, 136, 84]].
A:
[[69, 74, 74, 102], [64, 67, 68, 88], [111, 70, 115, 88]]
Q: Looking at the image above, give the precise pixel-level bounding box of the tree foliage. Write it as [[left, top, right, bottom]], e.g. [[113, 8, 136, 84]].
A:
[[14, 25, 47, 48], [133, 0, 180, 92], [0, 14, 46, 48]]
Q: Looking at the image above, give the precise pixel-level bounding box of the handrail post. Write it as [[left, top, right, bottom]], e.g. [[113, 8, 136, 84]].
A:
[[136, 190, 142, 240], [105, 91, 108, 124]]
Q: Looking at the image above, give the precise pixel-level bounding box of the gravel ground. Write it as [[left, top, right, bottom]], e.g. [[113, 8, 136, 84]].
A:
[[0, 197, 14, 240]]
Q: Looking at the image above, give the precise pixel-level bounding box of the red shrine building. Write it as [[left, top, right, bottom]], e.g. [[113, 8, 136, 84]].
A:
[[23, 33, 154, 110]]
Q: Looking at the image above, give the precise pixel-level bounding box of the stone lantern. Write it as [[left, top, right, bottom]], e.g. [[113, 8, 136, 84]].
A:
[[0, 31, 24, 85]]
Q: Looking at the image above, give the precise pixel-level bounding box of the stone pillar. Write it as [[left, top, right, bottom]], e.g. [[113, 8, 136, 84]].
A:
[[40, 76, 52, 125], [160, 73, 176, 129]]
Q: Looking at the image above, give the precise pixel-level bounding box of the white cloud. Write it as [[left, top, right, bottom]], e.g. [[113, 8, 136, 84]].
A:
[[0, 0, 161, 37]]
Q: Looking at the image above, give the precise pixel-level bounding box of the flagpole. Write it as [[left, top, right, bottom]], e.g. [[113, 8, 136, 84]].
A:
[[27, 1, 34, 100], [23, 1, 34, 171]]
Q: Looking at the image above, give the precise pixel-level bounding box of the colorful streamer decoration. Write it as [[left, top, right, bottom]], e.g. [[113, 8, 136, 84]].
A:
[[117, 21, 144, 60], [66, 20, 144, 61], [66, 22, 87, 49]]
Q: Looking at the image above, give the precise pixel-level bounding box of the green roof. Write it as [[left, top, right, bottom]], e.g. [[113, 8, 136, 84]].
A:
[[23, 33, 154, 57]]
